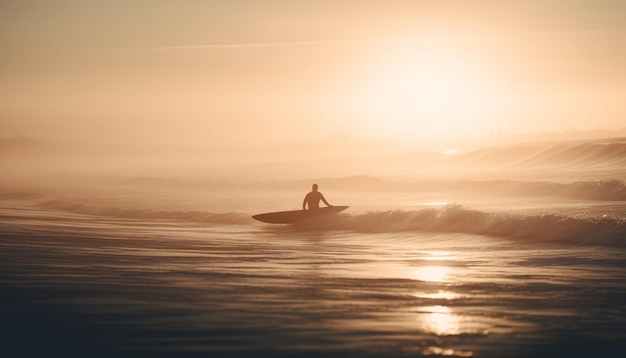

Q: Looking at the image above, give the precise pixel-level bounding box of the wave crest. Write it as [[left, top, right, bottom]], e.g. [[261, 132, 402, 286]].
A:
[[294, 205, 626, 247], [35, 199, 626, 246]]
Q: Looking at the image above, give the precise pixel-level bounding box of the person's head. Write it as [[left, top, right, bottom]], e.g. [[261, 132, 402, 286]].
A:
[[312, 184, 318, 192]]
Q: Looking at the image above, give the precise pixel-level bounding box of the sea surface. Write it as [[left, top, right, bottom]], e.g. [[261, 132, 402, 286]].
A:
[[2, 139, 626, 357]]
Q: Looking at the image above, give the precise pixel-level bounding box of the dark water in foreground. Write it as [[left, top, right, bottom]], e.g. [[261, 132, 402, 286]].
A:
[[1, 197, 626, 358]]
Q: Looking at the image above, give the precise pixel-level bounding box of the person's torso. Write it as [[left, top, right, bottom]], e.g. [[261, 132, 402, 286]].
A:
[[306, 192, 323, 208]]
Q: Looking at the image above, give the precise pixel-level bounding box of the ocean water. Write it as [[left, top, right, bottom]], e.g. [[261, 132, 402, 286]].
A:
[[1, 182, 625, 358], [1, 139, 626, 357]]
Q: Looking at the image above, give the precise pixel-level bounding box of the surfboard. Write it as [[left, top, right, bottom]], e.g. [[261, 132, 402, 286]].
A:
[[252, 206, 349, 224]]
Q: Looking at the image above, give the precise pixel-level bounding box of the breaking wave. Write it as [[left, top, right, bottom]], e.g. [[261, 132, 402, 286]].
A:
[[293, 205, 626, 247], [33, 199, 626, 247], [37, 199, 253, 225]]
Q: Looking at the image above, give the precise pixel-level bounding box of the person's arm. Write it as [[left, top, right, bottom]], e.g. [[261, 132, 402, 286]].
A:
[[302, 195, 308, 210], [320, 193, 332, 207]]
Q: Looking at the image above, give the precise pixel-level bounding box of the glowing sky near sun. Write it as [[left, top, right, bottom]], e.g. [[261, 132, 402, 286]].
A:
[[1, 0, 624, 150]]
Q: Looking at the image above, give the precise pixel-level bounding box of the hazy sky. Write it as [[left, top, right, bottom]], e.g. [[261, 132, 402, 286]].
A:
[[1, 0, 625, 150]]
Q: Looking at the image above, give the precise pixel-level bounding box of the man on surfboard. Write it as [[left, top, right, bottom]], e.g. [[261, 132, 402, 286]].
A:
[[303, 184, 332, 210]]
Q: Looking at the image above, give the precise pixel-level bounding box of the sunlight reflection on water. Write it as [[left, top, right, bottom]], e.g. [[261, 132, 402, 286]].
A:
[[413, 290, 461, 300], [416, 305, 461, 336], [410, 250, 457, 284], [412, 265, 450, 282], [419, 250, 457, 260], [424, 201, 450, 206], [407, 250, 468, 338], [419, 346, 474, 357]]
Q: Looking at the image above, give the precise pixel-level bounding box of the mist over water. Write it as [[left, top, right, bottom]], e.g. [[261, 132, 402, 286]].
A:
[[2, 137, 625, 251], [1, 136, 626, 357]]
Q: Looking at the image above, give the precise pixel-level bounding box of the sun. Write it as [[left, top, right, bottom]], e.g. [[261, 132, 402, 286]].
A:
[[385, 71, 465, 116], [348, 46, 491, 144]]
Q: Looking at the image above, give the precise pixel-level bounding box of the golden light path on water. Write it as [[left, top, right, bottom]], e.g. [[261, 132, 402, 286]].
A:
[[405, 251, 475, 357], [416, 305, 461, 336], [410, 253, 461, 335], [323, 244, 480, 357]]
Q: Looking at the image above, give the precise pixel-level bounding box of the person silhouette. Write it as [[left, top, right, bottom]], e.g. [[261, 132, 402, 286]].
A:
[[303, 184, 332, 210]]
